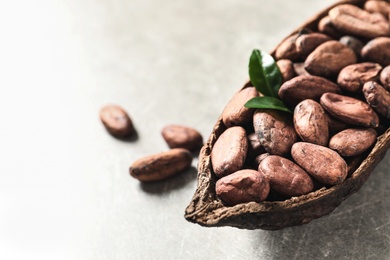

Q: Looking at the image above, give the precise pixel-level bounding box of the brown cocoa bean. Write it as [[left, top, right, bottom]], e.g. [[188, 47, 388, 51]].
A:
[[211, 126, 248, 178], [329, 4, 390, 39], [320, 93, 379, 128], [318, 16, 343, 39], [325, 112, 350, 134], [361, 37, 390, 66], [339, 35, 364, 57], [363, 81, 390, 118], [100, 104, 134, 138], [161, 125, 203, 152], [247, 132, 265, 161], [278, 75, 341, 106], [276, 59, 296, 83], [295, 32, 332, 59], [291, 142, 347, 186], [253, 109, 298, 156], [215, 169, 270, 206], [380, 65, 390, 91], [329, 128, 377, 157], [222, 87, 258, 127], [364, 0, 390, 18], [258, 155, 314, 197], [337, 62, 382, 92], [293, 99, 329, 146], [129, 148, 192, 182], [275, 34, 300, 61], [253, 153, 270, 168], [304, 40, 357, 78]]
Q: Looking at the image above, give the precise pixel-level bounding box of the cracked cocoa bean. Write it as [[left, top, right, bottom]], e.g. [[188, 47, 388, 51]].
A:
[[329, 128, 377, 157], [363, 81, 390, 119]]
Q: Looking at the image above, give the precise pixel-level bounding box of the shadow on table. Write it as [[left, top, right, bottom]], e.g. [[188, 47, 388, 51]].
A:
[[250, 154, 390, 259], [140, 166, 197, 194]]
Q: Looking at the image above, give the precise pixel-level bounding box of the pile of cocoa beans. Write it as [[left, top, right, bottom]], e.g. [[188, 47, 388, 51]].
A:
[[213, 1, 390, 206]]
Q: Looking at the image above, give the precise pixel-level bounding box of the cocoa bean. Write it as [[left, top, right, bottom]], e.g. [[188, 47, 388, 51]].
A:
[[258, 155, 314, 197], [363, 81, 390, 118], [129, 148, 192, 182], [305, 40, 357, 78], [253, 109, 298, 156], [364, 0, 390, 18], [318, 16, 343, 39], [337, 62, 382, 92], [329, 4, 390, 39], [216, 169, 270, 206], [222, 87, 258, 127], [211, 126, 248, 178], [339, 35, 364, 57], [293, 99, 329, 146], [380, 65, 390, 91], [161, 125, 203, 152], [329, 128, 377, 157], [361, 37, 390, 66], [278, 75, 341, 106], [100, 104, 134, 138], [275, 34, 300, 61], [320, 93, 379, 127], [295, 32, 332, 59], [291, 142, 347, 186], [276, 59, 296, 83]]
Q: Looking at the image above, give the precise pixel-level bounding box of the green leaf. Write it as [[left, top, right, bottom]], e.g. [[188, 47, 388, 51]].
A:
[[248, 49, 282, 98], [244, 96, 292, 113]]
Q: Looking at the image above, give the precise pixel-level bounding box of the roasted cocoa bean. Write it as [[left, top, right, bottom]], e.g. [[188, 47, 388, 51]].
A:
[[320, 93, 379, 128], [216, 169, 270, 206], [129, 148, 192, 182], [291, 142, 347, 186], [380, 65, 390, 91], [363, 81, 390, 118], [329, 128, 377, 157], [222, 87, 259, 127], [278, 75, 341, 106], [293, 99, 329, 146], [361, 37, 390, 66], [337, 62, 382, 92], [339, 36, 364, 57], [305, 40, 357, 78], [100, 104, 134, 138], [161, 125, 203, 152], [277, 59, 296, 82], [258, 155, 314, 197], [329, 4, 390, 39], [253, 109, 298, 156], [211, 126, 248, 178]]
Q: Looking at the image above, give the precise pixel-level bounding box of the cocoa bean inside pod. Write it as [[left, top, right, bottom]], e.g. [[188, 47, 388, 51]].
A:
[[253, 109, 298, 156], [337, 62, 382, 93], [329, 4, 390, 39], [361, 37, 390, 66], [363, 81, 390, 119], [320, 92, 379, 127], [304, 40, 357, 78], [210, 126, 248, 178], [329, 128, 377, 157]]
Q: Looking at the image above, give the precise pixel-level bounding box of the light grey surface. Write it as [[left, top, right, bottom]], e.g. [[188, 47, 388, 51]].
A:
[[1, 0, 389, 259]]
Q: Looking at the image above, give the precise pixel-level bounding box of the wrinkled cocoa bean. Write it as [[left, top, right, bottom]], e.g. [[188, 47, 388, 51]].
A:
[[277, 59, 296, 82], [129, 148, 192, 182], [161, 125, 203, 152], [329, 128, 377, 157], [216, 169, 270, 206], [364, 0, 390, 18], [320, 93, 379, 128], [295, 32, 332, 59], [100, 104, 135, 138], [380, 65, 390, 91], [305, 40, 357, 78], [279, 75, 341, 106], [329, 4, 390, 39], [222, 87, 258, 127], [318, 16, 343, 39], [337, 62, 382, 92], [293, 99, 328, 146], [363, 81, 390, 119], [253, 109, 298, 156], [258, 155, 314, 197], [339, 36, 364, 57], [211, 126, 248, 178], [361, 37, 390, 66], [291, 142, 347, 186]]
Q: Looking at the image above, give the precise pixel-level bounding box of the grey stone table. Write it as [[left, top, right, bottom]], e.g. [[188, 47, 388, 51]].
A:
[[0, 0, 389, 259]]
